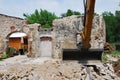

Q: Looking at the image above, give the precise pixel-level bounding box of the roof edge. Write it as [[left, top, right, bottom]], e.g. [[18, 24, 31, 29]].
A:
[[0, 14, 24, 20]]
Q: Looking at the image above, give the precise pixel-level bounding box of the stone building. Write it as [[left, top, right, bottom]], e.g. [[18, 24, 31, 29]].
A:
[[0, 14, 25, 54], [0, 14, 106, 59], [0, 14, 40, 57]]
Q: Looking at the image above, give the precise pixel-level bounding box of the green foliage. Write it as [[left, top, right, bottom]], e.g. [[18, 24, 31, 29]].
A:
[[61, 9, 81, 17], [0, 54, 8, 61], [61, 13, 66, 17], [6, 47, 14, 57], [94, 13, 99, 16], [73, 11, 81, 15], [66, 9, 74, 16], [102, 51, 120, 62], [114, 11, 120, 42], [1, 54, 8, 58], [0, 47, 15, 60], [9, 48, 14, 54], [103, 11, 116, 42], [103, 11, 120, 43], [41, 24, 51, 28], [24, 47, 28, 52], [110, 51, 120, 58], [102, 52, 108, 62], [23, 9, 58, 28]]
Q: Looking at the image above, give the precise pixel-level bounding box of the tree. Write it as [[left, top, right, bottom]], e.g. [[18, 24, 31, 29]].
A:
[[115, 11, 120, 42], [66, 9, 74, 16], [102, 11, 120, 43], [61, 9, 81, 17], [23, 9, 58, 28], [94, 13, 99, 16], [61, 13, 67, 17], [102, 11, 116, 42], [73, 11, 81, 15]]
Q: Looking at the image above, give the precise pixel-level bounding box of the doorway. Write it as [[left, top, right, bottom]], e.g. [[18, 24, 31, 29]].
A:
[[7, 32, 28, 56], [40, 37, 52, 57]]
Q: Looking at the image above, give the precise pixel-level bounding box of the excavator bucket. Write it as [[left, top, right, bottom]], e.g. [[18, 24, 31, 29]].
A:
[[62, 49, 103, 64]]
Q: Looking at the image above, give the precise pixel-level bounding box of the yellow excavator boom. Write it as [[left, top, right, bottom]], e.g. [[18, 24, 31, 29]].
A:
[[81, 0, 96, 49]]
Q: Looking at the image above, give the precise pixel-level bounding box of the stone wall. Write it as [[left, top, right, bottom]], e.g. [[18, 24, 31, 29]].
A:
[[0, 14, 106, 59], [0, 14, 40, 57], [0, 14, 25, 38], [23, 24, 40, 57], [0, 14, 25, 54], [52, 15, 106, 59]]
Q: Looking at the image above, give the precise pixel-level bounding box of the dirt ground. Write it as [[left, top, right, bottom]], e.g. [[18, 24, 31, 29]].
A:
[[113, 59, 120, 78]]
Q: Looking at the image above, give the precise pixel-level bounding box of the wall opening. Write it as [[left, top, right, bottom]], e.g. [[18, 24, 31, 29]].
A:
[[39, 37, 52, 57], [6, 32, 28, 56]]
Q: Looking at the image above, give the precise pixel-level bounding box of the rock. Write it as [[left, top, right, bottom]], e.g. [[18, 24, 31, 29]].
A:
[[0, 56, 120, 80], [28, 74, 33, 79], [106, 55, 118, 62], [113, 59, 120, 78], [104, 42, 115, 52], [33, 74, 40, 80]]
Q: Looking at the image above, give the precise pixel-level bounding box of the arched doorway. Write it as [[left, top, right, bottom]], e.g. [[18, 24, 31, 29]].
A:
[[6, 32, 28, 56]]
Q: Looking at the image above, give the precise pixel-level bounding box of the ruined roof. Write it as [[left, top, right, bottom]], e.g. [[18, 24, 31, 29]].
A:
[[0, 14, 24, 20]]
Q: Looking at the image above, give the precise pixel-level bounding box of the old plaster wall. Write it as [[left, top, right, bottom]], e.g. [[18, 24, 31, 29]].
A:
[[52, 15, 106, 59], [37, 28, 53, 57]]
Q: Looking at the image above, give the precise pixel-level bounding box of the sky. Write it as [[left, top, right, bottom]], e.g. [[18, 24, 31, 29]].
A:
[[0, 0, 119, 18]]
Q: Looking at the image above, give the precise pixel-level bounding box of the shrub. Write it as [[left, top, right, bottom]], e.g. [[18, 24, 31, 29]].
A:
[[6, 47, 14, 57], [0, 54, 8, 59]]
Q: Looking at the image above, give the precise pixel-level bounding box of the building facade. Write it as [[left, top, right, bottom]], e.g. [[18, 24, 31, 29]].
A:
[[0, 14, 106, 59]]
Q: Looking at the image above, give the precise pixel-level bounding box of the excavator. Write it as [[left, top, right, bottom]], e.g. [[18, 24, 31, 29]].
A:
[[63, 0, 103, 64]]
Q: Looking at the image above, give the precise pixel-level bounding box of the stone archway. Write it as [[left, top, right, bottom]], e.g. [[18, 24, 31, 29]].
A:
[[0, 14, 40, 57], [5, 31, 28, 55], [0, 24, 40, 57]]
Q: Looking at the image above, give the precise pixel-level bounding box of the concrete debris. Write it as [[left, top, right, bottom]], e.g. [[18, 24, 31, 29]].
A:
[[0, 56, 119, 80], [113, 59, 120, 78], [104, 42, 115, 52], [106, 55, 118, 62]]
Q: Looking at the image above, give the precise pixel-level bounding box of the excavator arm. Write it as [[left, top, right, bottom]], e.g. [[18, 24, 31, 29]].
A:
[[81, 0, 96, 49], [63, 0, 103, 64]]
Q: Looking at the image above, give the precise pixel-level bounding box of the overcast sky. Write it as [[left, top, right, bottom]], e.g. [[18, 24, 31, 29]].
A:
[[0, 0, 119, 18]]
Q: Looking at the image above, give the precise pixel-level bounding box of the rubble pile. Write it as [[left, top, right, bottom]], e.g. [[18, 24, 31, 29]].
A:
[[0, 58, 119, 80], [113, 59, 120, 78], [104, 42, 115, 52]]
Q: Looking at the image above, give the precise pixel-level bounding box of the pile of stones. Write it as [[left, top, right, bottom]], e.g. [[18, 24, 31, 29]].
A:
[[0, 60, 119, 80]]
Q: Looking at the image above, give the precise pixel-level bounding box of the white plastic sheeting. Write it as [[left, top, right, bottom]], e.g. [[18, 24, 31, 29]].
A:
[[9, 32, 26, 37]]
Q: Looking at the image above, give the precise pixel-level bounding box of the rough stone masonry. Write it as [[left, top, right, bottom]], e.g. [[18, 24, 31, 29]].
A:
[[0, 14, 40, 57], [0, 14, 106, 59], [52, 15, 106, 59]]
